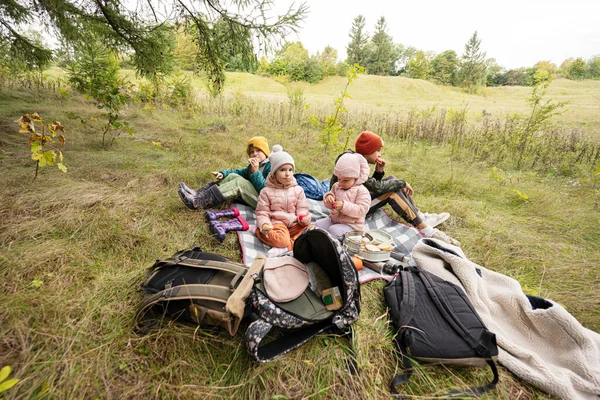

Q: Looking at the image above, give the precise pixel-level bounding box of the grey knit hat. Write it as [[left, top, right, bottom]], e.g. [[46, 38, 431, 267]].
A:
[[268, 145, 295, 173]]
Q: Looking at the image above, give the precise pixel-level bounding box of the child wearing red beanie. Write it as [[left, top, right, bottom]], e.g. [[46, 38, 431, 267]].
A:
[[330, 131, 460, 246]]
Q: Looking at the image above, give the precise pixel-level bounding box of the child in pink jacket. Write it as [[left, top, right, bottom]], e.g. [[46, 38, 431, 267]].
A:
[[255, 146, 311, 256], [317, 153, 372, 240]]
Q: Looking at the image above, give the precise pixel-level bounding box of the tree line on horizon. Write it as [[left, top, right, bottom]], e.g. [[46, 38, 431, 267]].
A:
[[1, 2, 599, 96], [242, 15, 600, 91]]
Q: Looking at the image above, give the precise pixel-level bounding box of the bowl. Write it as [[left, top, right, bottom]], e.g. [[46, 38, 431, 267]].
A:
[[343, 229, 394, 261]]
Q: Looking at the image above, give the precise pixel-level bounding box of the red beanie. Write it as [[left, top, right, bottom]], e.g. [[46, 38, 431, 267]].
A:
[[355, 131, 384, 155]]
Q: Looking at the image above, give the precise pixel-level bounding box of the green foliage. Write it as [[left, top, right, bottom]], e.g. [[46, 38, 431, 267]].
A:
[[560, 57, 588, 80], [267, 42, 324, 83], [16, 113, 67, 180], [167, 73, 193, 106], [317, 46, 339, 77], [586, 55, 600, 79], [430, 50, 458, 85], [514, 79, 568, 168], [173, 29, 198, 71], [458, 31, 487, 94], [365, 16, 395, 75], [286, 85, 305, 108], [346, 15, 370, 67], [0, 0, 307, 96], [407, 50, 432, 80], [67, 39, 132, 148], [392, 44, 417, 76], [312, 64, 364, 153]]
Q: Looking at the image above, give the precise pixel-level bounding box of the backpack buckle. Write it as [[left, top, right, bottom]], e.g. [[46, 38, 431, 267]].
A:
[[332, 315, 345, 330]]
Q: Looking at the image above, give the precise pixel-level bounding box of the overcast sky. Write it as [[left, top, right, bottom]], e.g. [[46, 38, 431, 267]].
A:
[[274, 0, 600, 69]]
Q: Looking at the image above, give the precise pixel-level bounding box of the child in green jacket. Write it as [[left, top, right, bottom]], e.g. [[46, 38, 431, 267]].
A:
[[178, 136, 272, 209]]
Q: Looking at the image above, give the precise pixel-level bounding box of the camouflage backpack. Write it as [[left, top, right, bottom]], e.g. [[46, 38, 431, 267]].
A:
[[244, 228, 361, 362]]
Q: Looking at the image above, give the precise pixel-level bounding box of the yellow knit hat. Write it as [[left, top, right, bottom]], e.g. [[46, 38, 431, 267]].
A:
[[247, 136, 270, 157]]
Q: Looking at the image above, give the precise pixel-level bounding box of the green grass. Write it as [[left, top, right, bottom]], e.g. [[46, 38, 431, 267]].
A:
[[0, 84, 599, 399], [46, 66, 600, 132]]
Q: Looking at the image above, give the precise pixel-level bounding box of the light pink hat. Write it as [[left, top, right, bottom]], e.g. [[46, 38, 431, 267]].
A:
[[334, 153, 370, 185], [263, 256, 309, 302]]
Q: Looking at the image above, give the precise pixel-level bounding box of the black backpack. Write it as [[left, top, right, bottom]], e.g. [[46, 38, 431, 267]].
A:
[[134, 247, 253, 336], [244, 228, 361, 363], [383, 265, 499, 397]]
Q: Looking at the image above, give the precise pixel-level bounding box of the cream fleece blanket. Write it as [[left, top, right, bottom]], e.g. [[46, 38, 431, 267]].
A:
[[411, 238, 600, 400]]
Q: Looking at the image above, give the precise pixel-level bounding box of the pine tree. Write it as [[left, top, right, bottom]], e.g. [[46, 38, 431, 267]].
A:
[[366, 16, 394, 76], [0, 0, 307, 95], [458, 31, 487, 94], [346, 15, 369, 68]]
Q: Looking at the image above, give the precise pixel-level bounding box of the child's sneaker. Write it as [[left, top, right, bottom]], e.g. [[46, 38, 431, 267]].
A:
[[429, 228, 461, 247], [423, 212, 450, 228]]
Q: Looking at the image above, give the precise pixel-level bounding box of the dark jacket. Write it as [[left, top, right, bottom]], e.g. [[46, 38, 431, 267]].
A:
[[330, 150, 406, 198]]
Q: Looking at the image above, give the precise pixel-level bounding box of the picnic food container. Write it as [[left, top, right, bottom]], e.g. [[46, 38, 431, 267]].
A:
[[343, 230, 394, 262]]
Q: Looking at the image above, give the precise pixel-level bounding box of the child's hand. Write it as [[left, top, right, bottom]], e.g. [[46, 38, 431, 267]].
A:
[[212, 171, 224, 180], [403, 182, 414, 196], [248, 158, 259, 174], [323, 193, 335, 207], [375, 157, 386, 173], [334, 200, 344, 211], [298, 213, 310, 225], [261, 223, 273, 234]]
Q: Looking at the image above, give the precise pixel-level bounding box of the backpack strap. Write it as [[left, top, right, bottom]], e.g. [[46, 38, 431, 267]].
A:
[[245, 317, 334, 363], [134, 284, 233, 332], [389, 270, 417, 395], [148, 259, 247, 290], [408, 268, 499, 396]]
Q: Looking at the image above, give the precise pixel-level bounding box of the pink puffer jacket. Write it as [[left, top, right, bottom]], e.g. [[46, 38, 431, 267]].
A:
[[256, 175, 311, 229], [325, 153, 372, 230]]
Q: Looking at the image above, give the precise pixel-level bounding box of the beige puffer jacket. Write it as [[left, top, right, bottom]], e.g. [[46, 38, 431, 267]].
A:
[[255, 175, 311, 229]]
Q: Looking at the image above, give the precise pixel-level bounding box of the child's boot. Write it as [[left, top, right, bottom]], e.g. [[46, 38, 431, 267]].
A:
[[209, 216, 250, 242], [204, 207, 240, 221], [179, 182, 196, 196], [194, 182, 226, 209], [178, 188, 198, 210]]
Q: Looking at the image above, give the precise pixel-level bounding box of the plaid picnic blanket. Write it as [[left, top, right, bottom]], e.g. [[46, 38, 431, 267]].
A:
[[234, 199, 424, 283]]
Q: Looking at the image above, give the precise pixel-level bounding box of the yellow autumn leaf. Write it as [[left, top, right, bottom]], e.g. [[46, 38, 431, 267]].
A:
[[152, 141, 162, 147], [42, 151, 55, 166], [0, 366, 11, 383], [31, 142, 42, 153], [29, 112, 42, 121], [58, 134, 66, 146], [52, 121, 64, 132], [57, 163, 67, 172], [31, 152, 43, 161], [0, 378, 19, 393]]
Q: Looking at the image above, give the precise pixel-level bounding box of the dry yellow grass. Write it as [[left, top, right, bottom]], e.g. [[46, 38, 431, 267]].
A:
[[0, 82, 598, 399]]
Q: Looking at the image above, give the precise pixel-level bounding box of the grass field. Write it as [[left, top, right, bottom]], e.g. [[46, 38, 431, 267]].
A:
[[53, 67, 600, 133], [0, 74, 599, 399]]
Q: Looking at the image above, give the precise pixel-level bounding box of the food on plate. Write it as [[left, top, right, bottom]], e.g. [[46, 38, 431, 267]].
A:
[[377, 243, 394, 251], [360, 237, 371, 243], [364, 244, 380, 252]]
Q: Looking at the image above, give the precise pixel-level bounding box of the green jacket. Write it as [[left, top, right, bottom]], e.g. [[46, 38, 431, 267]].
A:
[[330, 150, 406, 198], [220, 160, 271, 192]]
